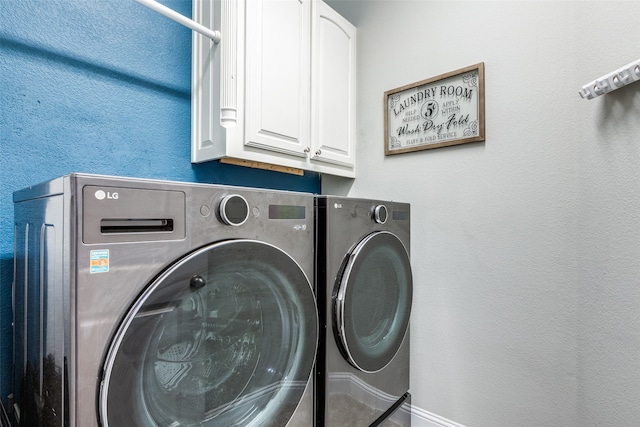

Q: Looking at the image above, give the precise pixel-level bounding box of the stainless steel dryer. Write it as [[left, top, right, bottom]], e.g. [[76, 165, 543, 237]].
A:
[[10, 173, 317, 426], [315, 196, 412, 427]]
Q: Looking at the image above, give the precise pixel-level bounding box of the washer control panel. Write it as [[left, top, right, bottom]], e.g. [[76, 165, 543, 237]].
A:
[[218, 194, 250, 226], [372, 204, 388, 224]]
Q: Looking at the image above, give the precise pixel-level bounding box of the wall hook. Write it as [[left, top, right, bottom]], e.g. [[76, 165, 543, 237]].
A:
[[579, 58, 640, 100]]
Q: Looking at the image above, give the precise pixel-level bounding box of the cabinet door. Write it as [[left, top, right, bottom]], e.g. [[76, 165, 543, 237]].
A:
[[311, 1, 356, 170], [245, 0, 311, 158]]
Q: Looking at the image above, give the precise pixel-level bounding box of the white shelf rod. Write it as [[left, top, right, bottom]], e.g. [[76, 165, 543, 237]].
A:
[[135, 0, 221, 44], [579, 58, 640, 100]]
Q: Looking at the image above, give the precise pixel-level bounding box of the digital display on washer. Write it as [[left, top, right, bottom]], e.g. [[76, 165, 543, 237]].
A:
[[269, 205, 306, 220], [392, 210, 409, 221]]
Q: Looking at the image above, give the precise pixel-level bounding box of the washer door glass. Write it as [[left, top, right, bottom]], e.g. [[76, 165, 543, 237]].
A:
[[334, 231, 412, 373], [99, 240, 318, 427]]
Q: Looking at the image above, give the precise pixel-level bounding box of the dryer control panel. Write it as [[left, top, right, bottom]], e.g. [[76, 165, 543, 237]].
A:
[[372, 204, 388, 224]]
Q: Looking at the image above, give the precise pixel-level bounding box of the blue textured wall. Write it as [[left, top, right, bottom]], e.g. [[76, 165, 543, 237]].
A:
[[0, 0, 320, 407]]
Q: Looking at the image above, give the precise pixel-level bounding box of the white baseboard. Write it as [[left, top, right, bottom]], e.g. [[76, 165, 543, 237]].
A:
[[327, 372, 465, 427], [410, 405, 467, 427]]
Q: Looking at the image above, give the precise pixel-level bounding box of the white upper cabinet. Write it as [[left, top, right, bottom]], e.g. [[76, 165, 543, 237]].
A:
[[192, 0, 356, 177], [311, 1, 356, 169], [245, 0, 311, 158]]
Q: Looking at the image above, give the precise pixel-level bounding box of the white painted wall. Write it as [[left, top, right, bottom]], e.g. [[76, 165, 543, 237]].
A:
[[323, 2, 640, 426]]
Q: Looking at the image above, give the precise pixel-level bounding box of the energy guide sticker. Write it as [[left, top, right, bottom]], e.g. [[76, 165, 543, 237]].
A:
[[90, 249, 110, 273]]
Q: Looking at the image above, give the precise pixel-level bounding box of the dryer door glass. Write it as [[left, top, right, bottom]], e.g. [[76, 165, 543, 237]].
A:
[[334, 231, 413, 373], [99, 240, 318, 427]]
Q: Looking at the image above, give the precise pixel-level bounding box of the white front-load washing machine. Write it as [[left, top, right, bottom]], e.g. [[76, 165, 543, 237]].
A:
[[11, 173, 317, 426], [315, 196, 412, 426]]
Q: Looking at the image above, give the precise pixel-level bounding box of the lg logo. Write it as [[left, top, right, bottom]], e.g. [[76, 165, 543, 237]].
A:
[[94, 190, 119, 200]]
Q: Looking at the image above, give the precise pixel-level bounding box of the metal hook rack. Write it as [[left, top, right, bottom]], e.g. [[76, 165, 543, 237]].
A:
[[579, 58, 640, 100], [135, 0, 221, 43]]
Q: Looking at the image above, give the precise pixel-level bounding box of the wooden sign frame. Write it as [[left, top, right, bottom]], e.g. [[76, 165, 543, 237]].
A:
[[384, 63, 485, 155]]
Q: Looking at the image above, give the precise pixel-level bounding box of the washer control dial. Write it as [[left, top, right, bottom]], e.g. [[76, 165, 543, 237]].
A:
[[218, 194, 249, 226], [373, 204, 388, 224]]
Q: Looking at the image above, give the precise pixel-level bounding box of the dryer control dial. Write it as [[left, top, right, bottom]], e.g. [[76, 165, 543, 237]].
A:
[[373, 204, 388, 224], [218, 194, 249, 226]]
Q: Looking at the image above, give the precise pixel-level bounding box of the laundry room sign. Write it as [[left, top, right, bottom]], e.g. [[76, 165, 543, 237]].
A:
[[384, 63, 485, 155]]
